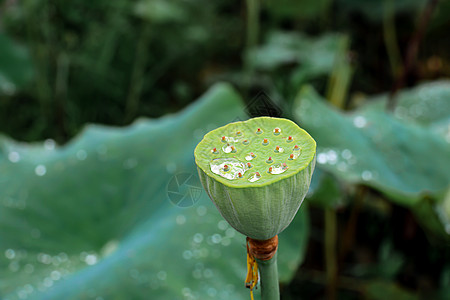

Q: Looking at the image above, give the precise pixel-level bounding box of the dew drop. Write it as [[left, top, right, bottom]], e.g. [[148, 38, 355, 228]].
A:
[[44, 139, 56, 150], [245, 152, 256, 161], [268, 163, 288, 175], [50, 270, 61, 281], [35, 165, 47, 176], [24, 264, 34, 274], [222, 143, 234, 153], [326, 150, 338, 165], [289, 152, 300, 160], [85, 254, 98, 265], [5, 249, 15, 259], [183, 250, 193, 260], [274, 146, 284, 153], [362, 170, 373, 181], [341, 149, 352, 160], [176, 215, 186, 225], [8, 151, 20, 163], [193, 233, 204, 243], [210, 158, 247, 180], [248, 172, 261, 182], [353, 116, 367, 128], [157, 271, 167, 281], [76, 150, 87, 161], [211, 234, 222, 244], [9, 261, 19, 272], [196, 205, 207, 216], [218, 220, 228, 230], [43, 277, 53, 287], [317, 153, 327, 164]]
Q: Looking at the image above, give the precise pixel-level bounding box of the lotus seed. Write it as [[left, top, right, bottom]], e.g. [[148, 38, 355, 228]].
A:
[[287, 136, 293, 142], [266, 157, 273, 164], [247, 162, 253, 168], [237, 131, 242, 136], [263, 138, 269, 145], [256, 128, 262, 134], [243, 139, 249, 145], [222, 136, 226, 142], [273, 128, 281, 135], [223, 165, 229, 172]]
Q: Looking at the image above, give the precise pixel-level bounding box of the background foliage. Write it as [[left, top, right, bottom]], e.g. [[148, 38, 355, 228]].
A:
[[0, 0, 449, 299]]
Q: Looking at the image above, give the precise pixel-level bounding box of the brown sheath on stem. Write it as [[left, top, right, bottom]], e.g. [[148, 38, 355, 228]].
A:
[[247, 235, 278, 261]]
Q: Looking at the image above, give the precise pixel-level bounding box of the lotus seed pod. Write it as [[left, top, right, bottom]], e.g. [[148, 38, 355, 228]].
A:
[[194, 117, 316, 240]]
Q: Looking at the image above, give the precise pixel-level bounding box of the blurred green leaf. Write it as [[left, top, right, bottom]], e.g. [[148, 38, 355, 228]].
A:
[[362, 80, 450, 140], [0, 83, 309, 299], [134, 0, 188, 23], [265, 0, 332, 20], [364, 281, 418, 300], [306, 169, 344, 209], [293, 84, 450, 207], [248, 31, 341, 80], [0, 33, 34, 95]]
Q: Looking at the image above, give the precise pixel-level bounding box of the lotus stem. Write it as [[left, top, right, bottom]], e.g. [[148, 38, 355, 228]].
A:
[[257, 254, 280, 300], [248, 236, 280, 300]]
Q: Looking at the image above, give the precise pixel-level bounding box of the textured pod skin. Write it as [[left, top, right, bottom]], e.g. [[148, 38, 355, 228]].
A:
[[197, 157, 315, 239], [195, 117, 316, 240]]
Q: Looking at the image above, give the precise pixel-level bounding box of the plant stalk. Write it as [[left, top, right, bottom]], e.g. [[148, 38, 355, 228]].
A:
[[257, 252, 280, 300], [325, 208, 337, 300]]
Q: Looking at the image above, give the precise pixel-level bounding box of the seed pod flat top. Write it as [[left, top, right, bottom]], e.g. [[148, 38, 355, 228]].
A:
[[194, 117, 316, 188]]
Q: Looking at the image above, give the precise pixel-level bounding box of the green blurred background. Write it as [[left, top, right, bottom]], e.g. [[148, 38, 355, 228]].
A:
[[0, 0, 449, 299]]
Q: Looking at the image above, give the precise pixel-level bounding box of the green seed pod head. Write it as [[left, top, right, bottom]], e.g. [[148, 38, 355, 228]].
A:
[[194, 117, 316, 240]]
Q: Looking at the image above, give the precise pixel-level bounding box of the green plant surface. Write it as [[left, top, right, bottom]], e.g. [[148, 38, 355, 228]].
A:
[[293, 83, 450, 207], [195, 117, 316, 188], [0, 83, 309, 299], [0, 33, 34, 95], [306, 169, 344, 209], [248, 31, 340, 77], [363, 281, 419, 300], [362, 80, 450, 139]]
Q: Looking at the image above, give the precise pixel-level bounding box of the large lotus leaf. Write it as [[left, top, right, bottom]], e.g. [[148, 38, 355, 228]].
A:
[[0, 34, 34, 95], [362, 80, 450, 141], [0, 83, 309, 300], [306, 169, 344, 209], [293, 85, 450, 207], [248, 31, 340, 77]]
